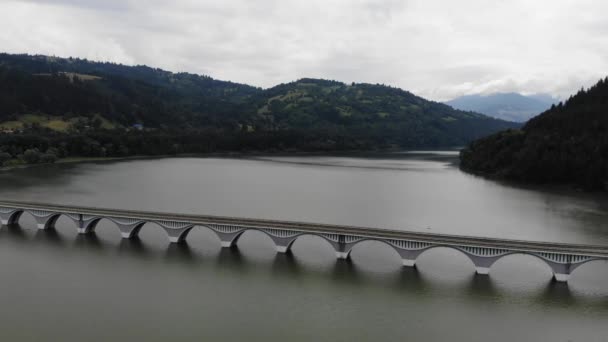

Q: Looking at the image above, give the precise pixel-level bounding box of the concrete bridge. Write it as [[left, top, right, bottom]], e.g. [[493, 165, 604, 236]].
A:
[[1, 200, 607, 283]]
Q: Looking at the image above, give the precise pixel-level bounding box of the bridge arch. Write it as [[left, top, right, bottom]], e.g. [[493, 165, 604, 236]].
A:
[[132, 220, 182, 243], [481, 251, 556, 279], [196, 226, 280, 250], [2, 209, 64, 230], [414, 245, 478, 272], [283, 233, 344, 256], [341, 238, 404, 264], [174, 224, 221, 245], [564, 258, 608, 280]]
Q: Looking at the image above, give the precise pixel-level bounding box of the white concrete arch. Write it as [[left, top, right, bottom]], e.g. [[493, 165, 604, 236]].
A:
[[480, 251, 556, 278], [341, 238, 404, 263], [283, 233, 344, 257], [215, 227, 278, 250], [414, 245, 479, 272]]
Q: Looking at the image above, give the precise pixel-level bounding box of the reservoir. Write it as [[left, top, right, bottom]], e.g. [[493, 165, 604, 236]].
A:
[[0, 152, 606, 341]]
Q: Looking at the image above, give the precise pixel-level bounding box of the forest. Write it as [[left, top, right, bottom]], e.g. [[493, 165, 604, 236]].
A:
[[460, 77, 608, 190], [0, 53, 517, 166]]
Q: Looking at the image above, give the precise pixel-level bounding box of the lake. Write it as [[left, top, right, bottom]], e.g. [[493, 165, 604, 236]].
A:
[[0, 152, 606, 341]]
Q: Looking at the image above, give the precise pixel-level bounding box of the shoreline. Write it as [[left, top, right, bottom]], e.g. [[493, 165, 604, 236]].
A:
[[0, 148, 463, 172], [0, 154, 182, 172]]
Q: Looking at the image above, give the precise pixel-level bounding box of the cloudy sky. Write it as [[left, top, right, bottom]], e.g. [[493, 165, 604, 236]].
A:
[[1, 0, 607, 101]]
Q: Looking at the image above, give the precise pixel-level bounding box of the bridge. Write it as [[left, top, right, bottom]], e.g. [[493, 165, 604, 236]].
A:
[[1, 200, 607, 283]]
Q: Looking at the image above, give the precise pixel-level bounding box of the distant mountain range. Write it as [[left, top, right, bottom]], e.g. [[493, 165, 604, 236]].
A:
[[446, 93, 557, 122]]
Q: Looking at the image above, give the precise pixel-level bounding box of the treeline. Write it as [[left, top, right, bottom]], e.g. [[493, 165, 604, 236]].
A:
[[0, 126, 410, 167], [460, 77, 608, 190]]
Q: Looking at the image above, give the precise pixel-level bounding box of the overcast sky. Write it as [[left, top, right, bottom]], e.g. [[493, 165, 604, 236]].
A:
[[1, 0, 607, 101]]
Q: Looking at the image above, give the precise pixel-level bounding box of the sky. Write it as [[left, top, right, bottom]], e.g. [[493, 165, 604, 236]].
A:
[[1, 0, 607, 101]]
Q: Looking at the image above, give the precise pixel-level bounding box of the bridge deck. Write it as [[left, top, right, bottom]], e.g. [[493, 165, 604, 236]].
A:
[[1, 200, 608, 258]]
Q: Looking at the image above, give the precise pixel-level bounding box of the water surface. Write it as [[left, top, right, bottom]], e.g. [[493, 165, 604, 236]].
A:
[[0, 152, 606, 341]]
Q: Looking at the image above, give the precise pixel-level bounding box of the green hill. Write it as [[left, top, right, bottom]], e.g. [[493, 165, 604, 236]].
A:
[[0, 53, 260, 129], [0, 53, 518, 165], [460, 77, 608, 190], [248, 79, 515, 147]]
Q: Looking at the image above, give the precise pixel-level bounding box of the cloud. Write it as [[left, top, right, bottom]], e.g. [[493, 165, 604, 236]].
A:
[[1, 0, 607, 101], [16, 0, 129, 10]]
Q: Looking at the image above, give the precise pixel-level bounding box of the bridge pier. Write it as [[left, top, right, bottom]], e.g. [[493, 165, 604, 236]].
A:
[[107, 218, 146, 239], [547, 261, 573, 283], [66, 214, 101, 234], [402, 259, 417, 267], [475, 267, 490, 275], [163, 227, 194, 244], [268, 236, 297, 254], [335, 251, 349, 260], [334, 235, 351, 260], [393, 249, 425, 268], [155, 221, 195, 244], [468, 255, 502, 276], [214, 231, 242, 249], [77, 226, 96, 234]]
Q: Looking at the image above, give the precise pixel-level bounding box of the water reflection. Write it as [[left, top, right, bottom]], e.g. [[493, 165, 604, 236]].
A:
[[33, 228, 65, 247], [0, 224, 603, 310], [3, 225, 27, 241], [165, 243, 195, 264], [73, 232, 103, 250], [215, 245, 246, 270], [271, 252, 301, 277], [117, 237, 150, 258], [466, 274, 499, 299]]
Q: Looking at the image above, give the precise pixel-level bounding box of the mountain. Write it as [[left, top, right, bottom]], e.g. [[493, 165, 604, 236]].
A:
[[248, 79, 518, 147], [0, 53, 519, 165], [446, 92, 556, 122], [0, 53, 261, 129], [460, 78, 608, 190]]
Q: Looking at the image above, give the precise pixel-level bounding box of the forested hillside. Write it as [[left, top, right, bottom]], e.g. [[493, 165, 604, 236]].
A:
[[0, 53, 260, 128], [0, 53, 518, 166], [252, 79, 514, 147], [460, 78, 608, 190]]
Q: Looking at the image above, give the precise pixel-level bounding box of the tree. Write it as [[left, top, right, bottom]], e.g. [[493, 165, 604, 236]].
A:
[[22, 149, 41, 164], [0, 152, 11, 165], [39, 153, 58, 164]]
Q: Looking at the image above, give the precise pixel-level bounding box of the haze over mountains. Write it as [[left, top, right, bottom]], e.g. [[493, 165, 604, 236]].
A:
[[0, 53, 517, 159], [446, 93, 557, 122]]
